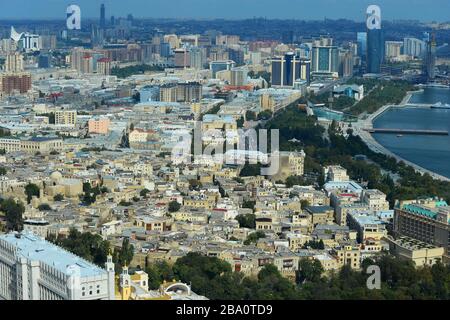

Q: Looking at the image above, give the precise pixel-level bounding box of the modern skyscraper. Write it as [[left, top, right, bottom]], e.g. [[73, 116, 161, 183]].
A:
[[271, 53, 311, 87], [403, 37, 426, 58], [311, 45, 339, 79], [357, 32, 367, 60], [366, 28, 384, 74], [100, 4, 106, 29], [424, 32, 437, 81]]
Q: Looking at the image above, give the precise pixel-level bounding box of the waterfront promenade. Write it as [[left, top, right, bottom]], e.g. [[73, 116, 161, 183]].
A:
[[352, 91, 450, 182]]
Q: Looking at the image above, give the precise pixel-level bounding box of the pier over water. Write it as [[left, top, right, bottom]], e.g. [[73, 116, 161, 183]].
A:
[[365, 128, 449, 135]]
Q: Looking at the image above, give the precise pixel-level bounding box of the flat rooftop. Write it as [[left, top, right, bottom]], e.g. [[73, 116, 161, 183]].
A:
[[0, 232, 107, 277]]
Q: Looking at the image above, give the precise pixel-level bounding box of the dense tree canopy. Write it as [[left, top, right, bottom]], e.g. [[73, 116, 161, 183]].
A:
[[0, 198, 25, 231], [143, 253, 450, 300]]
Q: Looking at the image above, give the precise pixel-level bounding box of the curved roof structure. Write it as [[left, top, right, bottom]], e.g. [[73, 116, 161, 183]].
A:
[[10, 26, 24, 42]]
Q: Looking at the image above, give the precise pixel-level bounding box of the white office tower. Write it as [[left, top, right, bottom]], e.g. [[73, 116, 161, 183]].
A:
[[0, 232, 116, 300]]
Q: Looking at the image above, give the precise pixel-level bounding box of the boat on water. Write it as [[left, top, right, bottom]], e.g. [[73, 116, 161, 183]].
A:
[[431, 102, 450, 110], [397, 134, 403, 138]]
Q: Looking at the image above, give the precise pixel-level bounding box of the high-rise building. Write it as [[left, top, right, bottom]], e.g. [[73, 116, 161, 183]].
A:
[[357, 32, 367, 60], [0, 73, 32, 95], [338, 49, 354, 78], [403, 37, 426, 58], [210, 60, 235, 78], [230, 67, 248, 87], [367, 29, 384, 74], [189, 47, 206, 70], [228, 48, 244, 65], [424, 32, 437, 81], [4, 52, 24, 73], [159, 83, 178, 102], [394, 198, 449, 263], [176, 82, 203, 102], [97, 58, 112, 75], [271, 53, 311, 87], [311, 46, 339, 79], [174, 48, 190, 68], [100, 4, 106, 29], [40, 35, 57, 50], [385, 41, 403, 61]]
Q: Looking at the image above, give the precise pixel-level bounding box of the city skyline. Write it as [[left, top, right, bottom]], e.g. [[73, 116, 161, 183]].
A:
[[0, 0, 449, 22]]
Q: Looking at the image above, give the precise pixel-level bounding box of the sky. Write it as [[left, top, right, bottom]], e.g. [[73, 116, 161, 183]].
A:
[[0, 0, 448, 21]]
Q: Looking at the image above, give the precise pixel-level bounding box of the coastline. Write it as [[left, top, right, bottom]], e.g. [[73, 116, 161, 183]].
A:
[[352, 89, 450, 182]]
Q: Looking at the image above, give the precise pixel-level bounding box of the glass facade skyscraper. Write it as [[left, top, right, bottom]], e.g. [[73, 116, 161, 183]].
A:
[[357, 32, 367, 61], [100, 4, 106, 29], [311, 46, 339, 79], [367, 29, 384, 74], [271, 53, 311, 87]]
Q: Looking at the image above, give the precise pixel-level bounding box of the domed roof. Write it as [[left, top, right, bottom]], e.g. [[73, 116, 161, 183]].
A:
[[50, 171, 63, 182]]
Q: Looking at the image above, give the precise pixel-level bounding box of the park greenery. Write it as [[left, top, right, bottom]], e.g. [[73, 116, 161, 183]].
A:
[[348, 80, 415, 115], [143, 252, 450, 300], [111, 64, 165, 78], [263, 105, 450, 204], [307, 79, 414, 115]]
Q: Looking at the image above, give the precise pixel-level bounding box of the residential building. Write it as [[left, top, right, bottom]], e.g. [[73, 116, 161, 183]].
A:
[[394, 198, 449, 262], [387, 236, 445, 267], [55, 111, 77, 126]]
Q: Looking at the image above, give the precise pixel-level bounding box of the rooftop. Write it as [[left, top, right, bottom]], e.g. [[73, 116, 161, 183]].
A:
[[0, 232, 107, 278]]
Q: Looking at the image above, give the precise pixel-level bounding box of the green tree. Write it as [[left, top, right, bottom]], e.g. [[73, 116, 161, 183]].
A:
[[50, 229, 110, 267], [245, 110, 257, 121], [258, 110, 273, 121], [236, 214, 256, 229], [140, 188, 150, 198], [38, 204, 52, 211], [244, 231, 266, 245], [297, 258, 324, 283], [168, 201, 181, 213], [1, 198, 25, 231], [25, 183, 40, 204]]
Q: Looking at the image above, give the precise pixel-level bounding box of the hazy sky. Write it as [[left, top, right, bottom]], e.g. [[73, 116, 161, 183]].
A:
[[0, 0, 448, 21]]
